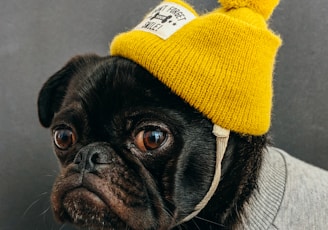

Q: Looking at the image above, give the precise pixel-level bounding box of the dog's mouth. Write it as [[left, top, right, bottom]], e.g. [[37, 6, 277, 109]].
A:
[[52, 173, 126, 229], [52, 169, 172, 230], [61, 187, 120, 229]]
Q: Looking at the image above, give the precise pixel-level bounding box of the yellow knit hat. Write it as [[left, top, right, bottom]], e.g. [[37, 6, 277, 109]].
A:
[[109, 0, 282, 135]]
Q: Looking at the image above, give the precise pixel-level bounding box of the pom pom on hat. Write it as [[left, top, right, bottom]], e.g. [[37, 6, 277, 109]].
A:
[[110, 0, 282, 135], [219, 0, 279, 20]]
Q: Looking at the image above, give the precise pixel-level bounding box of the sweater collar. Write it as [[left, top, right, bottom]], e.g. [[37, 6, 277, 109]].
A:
[[241, 147, 287, 228]]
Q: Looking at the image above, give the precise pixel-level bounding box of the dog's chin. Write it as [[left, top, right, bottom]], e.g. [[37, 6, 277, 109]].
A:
[[51, 175, 125, 229], [61, 188, 118, 230], [51, 166, 172, 230]]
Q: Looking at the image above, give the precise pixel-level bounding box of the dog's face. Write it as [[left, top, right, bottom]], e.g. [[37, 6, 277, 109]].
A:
[[38, 55, 222, 229]]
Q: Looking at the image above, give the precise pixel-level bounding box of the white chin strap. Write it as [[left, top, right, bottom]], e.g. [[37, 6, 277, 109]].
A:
[[178, 124, 230, 225]]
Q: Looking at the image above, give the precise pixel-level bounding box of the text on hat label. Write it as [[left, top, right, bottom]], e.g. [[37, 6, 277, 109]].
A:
[[134, 2, 196, 40]]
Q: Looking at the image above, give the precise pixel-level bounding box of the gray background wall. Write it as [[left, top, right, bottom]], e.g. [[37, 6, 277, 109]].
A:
[[1, 0, 327, 229]]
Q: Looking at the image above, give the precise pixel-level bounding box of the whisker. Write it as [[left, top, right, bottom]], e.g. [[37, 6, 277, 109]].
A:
[[22, 198, 42, 217], [39, 205, 51, 216], [43, 169, 59, 178], [194, 216, 226, 227], [59, 223, 68, 230], [39, 191, 49, 196], [44, 174, 56, 177], [148, 199, 180, 229], [191, 218, 201, 230], [22, 190, 51, 216]]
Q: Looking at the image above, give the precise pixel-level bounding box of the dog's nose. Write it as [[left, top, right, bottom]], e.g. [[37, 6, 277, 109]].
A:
[[73, 143, 113, 172]]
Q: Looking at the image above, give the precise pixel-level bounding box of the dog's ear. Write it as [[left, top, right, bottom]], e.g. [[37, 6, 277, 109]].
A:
[[37, 54, 102, 127]]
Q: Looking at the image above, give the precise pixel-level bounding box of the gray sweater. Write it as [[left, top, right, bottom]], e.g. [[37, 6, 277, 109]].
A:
[[241, 147, 328, 230]]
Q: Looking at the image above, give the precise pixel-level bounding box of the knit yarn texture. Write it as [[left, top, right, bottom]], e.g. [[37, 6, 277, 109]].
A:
[[110, 0, 282, 135]]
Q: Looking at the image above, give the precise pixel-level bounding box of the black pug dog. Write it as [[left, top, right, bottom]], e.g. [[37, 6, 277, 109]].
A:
[[38, 54, 266, 229]]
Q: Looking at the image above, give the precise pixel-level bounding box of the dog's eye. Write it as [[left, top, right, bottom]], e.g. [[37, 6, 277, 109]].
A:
[[53, 129, 76, 150], [135, 129, 166, 152]]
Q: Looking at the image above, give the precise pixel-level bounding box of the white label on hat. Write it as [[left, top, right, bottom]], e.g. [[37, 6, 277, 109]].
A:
[[134, 2, 196, 40]]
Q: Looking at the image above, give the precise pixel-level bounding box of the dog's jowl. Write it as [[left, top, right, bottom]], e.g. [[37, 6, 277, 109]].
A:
[[38, 0, 328, 229]]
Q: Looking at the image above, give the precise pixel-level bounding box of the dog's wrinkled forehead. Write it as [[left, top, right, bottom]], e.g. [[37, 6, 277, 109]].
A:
[[63, 57, 141, 111], [70, 58, 164, 109]]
